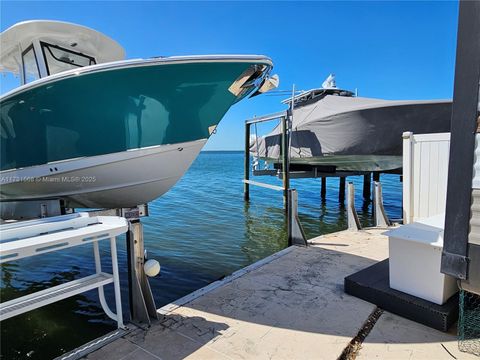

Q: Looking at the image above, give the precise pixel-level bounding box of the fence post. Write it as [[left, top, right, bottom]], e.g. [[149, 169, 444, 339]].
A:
[[402, 132, 413, 224]]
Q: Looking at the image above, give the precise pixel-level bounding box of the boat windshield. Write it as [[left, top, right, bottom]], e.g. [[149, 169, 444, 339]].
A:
[[40, 41, 96, 75], [22, 45, 40, 84]]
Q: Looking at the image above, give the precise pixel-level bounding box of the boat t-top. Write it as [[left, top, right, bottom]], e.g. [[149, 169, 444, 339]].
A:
[[0, 20, 278, 210]]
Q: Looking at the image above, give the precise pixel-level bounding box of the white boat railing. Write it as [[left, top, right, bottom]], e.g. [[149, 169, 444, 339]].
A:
[[0, 212, 128, 328], [402, 132, 451, 224]]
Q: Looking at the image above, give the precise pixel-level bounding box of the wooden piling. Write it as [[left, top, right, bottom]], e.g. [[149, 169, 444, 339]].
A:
[[321, 177, 326, 201], [363, 173, 371, 200], [339, 177, 346, 203]]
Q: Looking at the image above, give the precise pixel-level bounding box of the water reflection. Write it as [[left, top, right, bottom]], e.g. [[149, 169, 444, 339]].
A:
[[0, 263, 114, 360], [242, 201, 287, 264], [0, 153, 402, 359]]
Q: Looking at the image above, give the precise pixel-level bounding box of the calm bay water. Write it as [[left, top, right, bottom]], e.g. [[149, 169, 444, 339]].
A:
[[0, 151, 402, 359]]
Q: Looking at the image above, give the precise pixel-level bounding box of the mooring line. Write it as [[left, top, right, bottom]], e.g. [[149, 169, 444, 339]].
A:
[[337, 307, 384, 360]]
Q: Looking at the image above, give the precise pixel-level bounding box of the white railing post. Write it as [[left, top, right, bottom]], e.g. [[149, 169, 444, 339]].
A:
[[94, 241, 119, 324], [402, 132, 414, 224]]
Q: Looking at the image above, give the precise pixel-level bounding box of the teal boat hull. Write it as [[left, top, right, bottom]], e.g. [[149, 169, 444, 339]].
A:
[[0, 57, 273, 208]]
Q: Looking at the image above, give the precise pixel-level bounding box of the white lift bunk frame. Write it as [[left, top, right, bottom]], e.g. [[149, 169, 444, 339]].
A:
[[0, 212, 128, 328]]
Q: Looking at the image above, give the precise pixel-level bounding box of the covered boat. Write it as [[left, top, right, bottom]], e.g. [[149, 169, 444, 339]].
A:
[[251, 79, 451, 172], [0, 20, 278, 208]]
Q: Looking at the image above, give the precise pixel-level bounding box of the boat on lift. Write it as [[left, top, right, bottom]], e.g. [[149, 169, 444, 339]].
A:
[[251, 75, 451, 172], [0, 20, 278, 209]]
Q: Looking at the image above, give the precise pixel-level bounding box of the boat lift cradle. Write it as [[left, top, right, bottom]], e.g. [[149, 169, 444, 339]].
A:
[[243, 110, 392, 231], [0, 212, 127, 328]]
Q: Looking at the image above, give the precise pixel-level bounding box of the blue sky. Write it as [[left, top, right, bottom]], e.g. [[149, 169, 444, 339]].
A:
[[1, 1, 459, 150]]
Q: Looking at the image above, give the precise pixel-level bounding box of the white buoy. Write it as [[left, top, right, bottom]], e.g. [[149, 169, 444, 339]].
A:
[[144, 259, 161, 277]]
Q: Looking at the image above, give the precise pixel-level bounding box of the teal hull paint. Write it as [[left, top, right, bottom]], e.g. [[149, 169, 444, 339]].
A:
[[0, 61, 260, 171]]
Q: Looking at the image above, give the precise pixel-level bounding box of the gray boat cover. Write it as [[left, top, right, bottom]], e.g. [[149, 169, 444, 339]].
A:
[[251, 95, 452, 160]]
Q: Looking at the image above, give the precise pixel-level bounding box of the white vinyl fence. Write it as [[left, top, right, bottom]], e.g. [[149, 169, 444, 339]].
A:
[[402, 132, 451, 224]]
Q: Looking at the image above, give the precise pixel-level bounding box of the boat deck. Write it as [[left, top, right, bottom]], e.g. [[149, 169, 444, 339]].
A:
[[83, 229, 473, 360]]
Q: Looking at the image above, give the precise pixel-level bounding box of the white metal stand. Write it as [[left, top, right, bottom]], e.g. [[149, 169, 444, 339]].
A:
[[0, 213, 128, 328], [86, 205, 158, 326]]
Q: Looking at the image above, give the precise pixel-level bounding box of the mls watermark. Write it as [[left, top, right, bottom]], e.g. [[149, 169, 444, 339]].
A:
[[1, 176, 97, 183]]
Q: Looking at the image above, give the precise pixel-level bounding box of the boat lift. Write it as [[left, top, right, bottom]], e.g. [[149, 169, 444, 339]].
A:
[[243, 110, 290, 203], [244, 107, 400, 205], [0, 213, 127, 328], [0, 202, 159, 328], [88, 205, 159, 325], [244, 109, 392, 232], [243, 110, 307, 246]]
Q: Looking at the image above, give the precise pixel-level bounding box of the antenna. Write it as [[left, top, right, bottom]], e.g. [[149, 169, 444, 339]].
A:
[[322, 74, 336, 89]]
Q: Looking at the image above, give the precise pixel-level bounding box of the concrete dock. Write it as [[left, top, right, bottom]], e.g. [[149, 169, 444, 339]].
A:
[[84, 229, 474, 360]]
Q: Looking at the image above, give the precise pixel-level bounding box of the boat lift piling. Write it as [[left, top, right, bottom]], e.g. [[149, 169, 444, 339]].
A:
[[282, 110, 291, 208], [244, 119, 251, 201], [339, 177, 346, 203], [346, 180, 391, 230], [287, 189, 307, 246], [373, 182, 391, 227], [321, 177, 327, 202], [126, 220, 158, 324], [347, 182, 362, 231], [88, 205, 158, 326], [363, 174, 372, 200]]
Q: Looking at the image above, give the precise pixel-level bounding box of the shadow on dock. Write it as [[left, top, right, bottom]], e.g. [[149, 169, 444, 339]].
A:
[[84, 229, 471, 359]]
